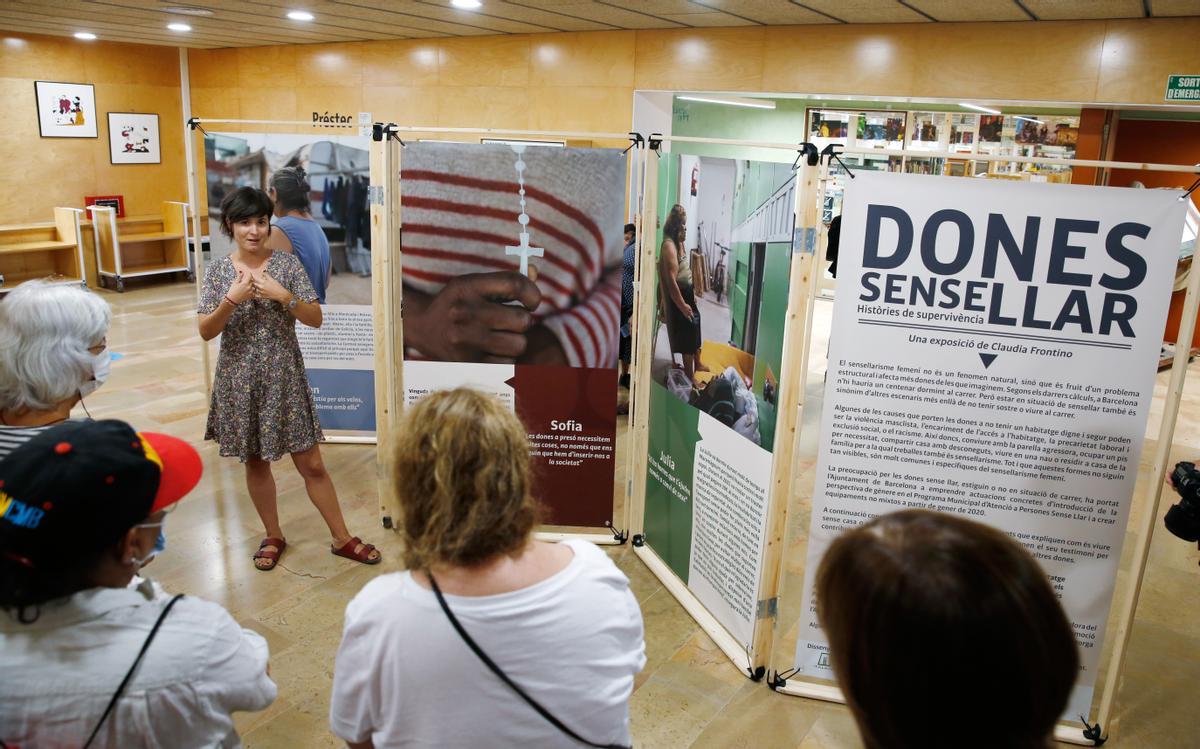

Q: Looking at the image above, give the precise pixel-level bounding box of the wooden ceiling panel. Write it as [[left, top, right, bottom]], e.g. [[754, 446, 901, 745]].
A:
[[661, 12, 759, 27], [4, 0, 403, 47], [0, 0, 1196, 48], [688, 1, 836, 25], [1024, 1, 1145, 20], [600, 1, 715, 12], [509, 2, 684, 28], [908, 0, 1029, 22], [344, 1, 562, 34], [799, 1, 930, 23], [1152, 0, 1200, 16]]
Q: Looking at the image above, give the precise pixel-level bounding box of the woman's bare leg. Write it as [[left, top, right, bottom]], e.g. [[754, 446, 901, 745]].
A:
[[246, 457, 283, 569], [291, 444, 379, 561]]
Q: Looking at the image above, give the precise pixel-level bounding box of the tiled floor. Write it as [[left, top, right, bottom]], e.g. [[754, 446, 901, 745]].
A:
[[79, 281, 1199, 748]]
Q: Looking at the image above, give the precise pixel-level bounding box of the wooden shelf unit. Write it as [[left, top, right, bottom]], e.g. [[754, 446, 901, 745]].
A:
[[0, 208, 87, 295], [87, 201, 191, 291]]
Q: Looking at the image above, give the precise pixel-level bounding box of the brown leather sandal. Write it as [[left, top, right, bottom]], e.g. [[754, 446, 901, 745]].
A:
[[331, 536, 381, 565], [253, 537, 286, 571]]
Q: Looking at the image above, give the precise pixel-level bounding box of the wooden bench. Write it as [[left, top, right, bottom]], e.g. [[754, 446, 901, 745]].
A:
[[0, 208, 87, 295], [87, 201, 191, 291]]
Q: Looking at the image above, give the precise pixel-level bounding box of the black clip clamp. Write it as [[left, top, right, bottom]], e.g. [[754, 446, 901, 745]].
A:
[[821, 143, 856, 178], [767, 667, 799, 691], [1080, 716, 1107, 746], [622, 132, 645, 155], [603, 520, 629, 545], [186, 117, 209, 137], [647, 133, 663, 158], [1181, 173, 1200, 202], [372, 122, 406, 147], [792, 142, 819, 170]]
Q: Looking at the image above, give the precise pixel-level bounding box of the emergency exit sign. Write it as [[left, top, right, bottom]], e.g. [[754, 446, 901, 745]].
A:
[[1166, 75, 1200, 101]]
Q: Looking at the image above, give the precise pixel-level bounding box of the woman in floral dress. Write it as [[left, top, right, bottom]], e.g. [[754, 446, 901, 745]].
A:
[[198, 187, 380, 571]]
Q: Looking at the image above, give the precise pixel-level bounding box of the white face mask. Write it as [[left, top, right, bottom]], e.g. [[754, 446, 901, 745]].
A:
[[78, 348, 110, 399]]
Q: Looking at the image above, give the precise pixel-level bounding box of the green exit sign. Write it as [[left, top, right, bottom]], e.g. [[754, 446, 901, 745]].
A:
[[1166, 75, 1200, 101]]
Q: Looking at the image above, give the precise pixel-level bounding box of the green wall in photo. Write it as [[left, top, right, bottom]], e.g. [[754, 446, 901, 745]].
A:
[[730, 242, 750, 348], [643, 382, 701, 582], [751, 240, 792, 453]]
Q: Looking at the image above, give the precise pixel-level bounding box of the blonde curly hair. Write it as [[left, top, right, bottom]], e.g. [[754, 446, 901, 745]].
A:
[[393, 388, 542, 570]]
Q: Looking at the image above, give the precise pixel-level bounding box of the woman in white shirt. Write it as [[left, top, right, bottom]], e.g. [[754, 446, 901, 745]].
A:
[[330, 388, 645, 749], [0, 419, 277, 749]]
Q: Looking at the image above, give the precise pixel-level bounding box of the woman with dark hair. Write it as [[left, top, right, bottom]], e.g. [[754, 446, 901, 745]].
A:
[[330, 388, 644, 748], [266, 166, 332, 303], [198, 187, 379, 571], [658, 204, 703, 384], [0, 419, 276, 747], [816, 510, 1079, 749]]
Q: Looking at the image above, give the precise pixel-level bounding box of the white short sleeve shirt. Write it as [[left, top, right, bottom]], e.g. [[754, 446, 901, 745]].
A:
[[0, 580, 277, 748], [330, 540, 646, 748]]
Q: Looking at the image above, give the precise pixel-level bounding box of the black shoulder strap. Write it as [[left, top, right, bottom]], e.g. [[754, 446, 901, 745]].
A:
[[83, 593, 185, 749], [427, 574, 630, 749]]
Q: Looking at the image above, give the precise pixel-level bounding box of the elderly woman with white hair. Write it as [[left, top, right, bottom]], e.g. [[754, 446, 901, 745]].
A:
[[0, 280, 112, 459]]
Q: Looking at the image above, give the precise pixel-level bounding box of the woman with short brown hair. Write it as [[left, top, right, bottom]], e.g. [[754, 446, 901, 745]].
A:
[[817, 509, 1078, 749], [330, 388, 644, 749]]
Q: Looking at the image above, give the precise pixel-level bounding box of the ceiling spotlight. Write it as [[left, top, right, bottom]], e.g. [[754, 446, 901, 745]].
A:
[[287, 10, 315, 21], [167, 22, 192, 32], [959, 102, 1002, 115], [451, 0, 483, 8], [74, 32, 97, 40]]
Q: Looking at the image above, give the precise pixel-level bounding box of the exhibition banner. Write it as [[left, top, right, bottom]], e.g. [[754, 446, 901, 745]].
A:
[[794, 172, 1186, 716], [208, 131, 377, 436], [642, 155, 796, 645], [399, 142, 626, 527]]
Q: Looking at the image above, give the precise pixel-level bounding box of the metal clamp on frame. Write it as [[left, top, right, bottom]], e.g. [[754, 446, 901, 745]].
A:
[[603, 520, 629, 545], [821, 143, 856, 178], [623, 131, 645, 155], [647, 133, 663, 158], [1080, 717, 1107, 746], [372, 122, 406, 147], [1181, 174, 1200, 202], [186, 117, 209, 137], [792, 142, 819, 170], [766, 667, 799, 691]]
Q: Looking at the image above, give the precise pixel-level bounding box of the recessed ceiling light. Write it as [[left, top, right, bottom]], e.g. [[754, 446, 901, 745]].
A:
[[163, 6, 214, 16], [677, 95, 776, 110], [287, 10, 315, 21], [167, 22, 192, 32], [451, 0, 482, 8], [959, 102, 1002, 115], [74, 32, 97, 40]]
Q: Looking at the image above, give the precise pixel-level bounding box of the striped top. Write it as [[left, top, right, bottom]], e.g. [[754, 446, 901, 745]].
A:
[[0, 424, 56, 460], [401, 143, 626, 368]]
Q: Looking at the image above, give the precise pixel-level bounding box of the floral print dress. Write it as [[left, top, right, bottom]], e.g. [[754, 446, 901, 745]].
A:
[[199, 251, 323, 462]]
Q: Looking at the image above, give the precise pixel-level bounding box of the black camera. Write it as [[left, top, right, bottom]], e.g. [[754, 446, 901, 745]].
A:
[[1166, 461, 1200, 542]]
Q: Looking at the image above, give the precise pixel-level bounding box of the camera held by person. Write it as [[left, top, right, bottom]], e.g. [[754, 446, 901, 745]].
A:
[[1165, 461, 1200, 546]]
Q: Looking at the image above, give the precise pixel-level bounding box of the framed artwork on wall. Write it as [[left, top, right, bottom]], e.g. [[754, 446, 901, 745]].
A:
[[108, 112, 160, 164], [34, 81, 98, 138]]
